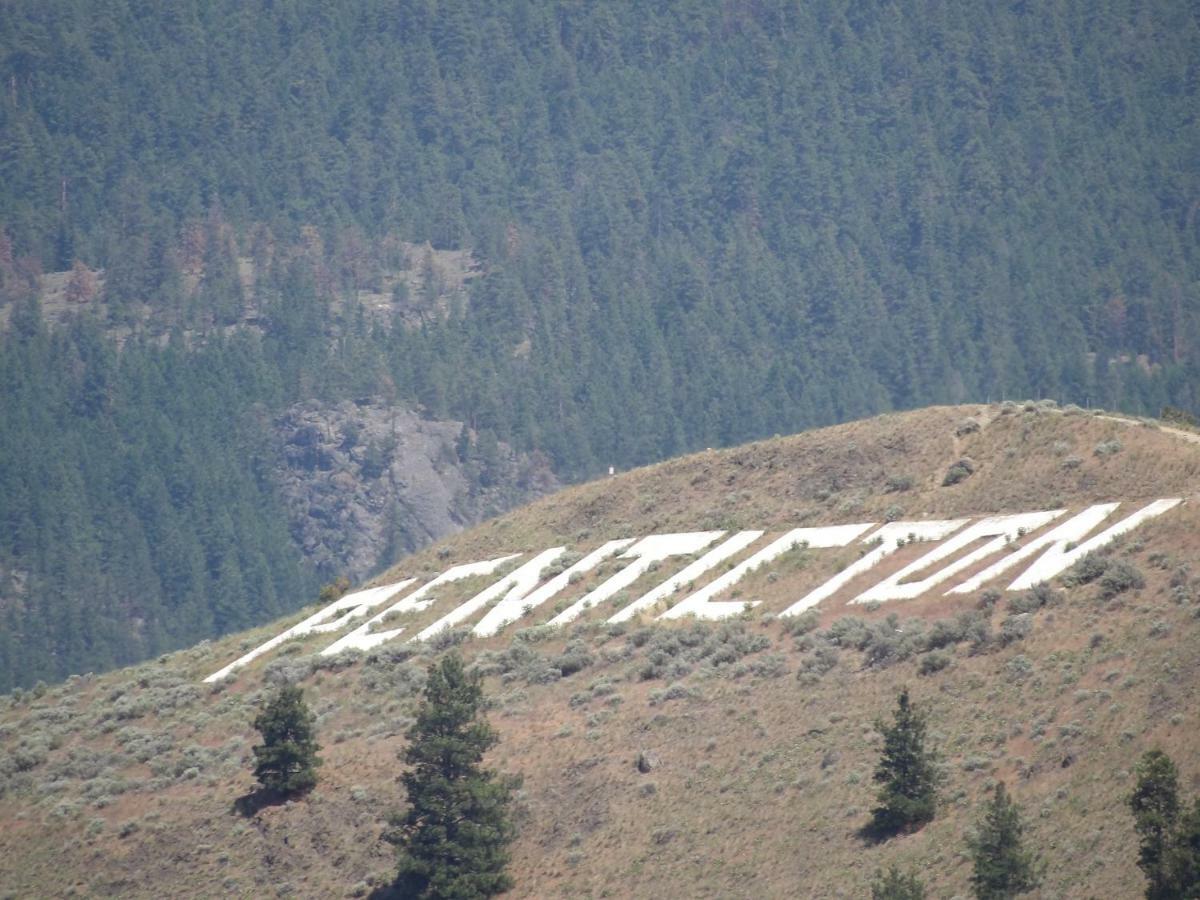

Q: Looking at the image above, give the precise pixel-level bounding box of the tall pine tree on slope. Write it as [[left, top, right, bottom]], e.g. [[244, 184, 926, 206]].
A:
[[866, 687, 941, 840], [387, 652, 515, 899], [967, 782, 1041, 899], [1130, 749, 1200, 899], [251, 684, 321, 797]]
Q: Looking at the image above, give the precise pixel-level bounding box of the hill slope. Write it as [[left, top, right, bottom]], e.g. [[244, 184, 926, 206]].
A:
[[4, 0, 1200, 699], [1, 403, 1199, 898]]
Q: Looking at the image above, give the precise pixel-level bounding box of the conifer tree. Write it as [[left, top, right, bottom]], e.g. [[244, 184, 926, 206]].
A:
[[388, 652, 515, 899], [1131, 749, 1181, 900], [1129, 749, 1200, 899], [867, 687, 941, 840], [251, 684, 321, 797], [967, 782, 1041, 899], [871, 864, 927, 899]]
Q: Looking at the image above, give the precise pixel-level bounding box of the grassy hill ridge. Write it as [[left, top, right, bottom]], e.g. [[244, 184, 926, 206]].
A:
[[2, 402, 1199, 898]]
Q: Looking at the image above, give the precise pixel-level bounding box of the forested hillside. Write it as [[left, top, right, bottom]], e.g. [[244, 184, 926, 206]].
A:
[[1, 0, 1198, 687]]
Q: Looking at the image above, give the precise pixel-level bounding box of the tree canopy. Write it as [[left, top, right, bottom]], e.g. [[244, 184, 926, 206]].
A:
[[867, 687, 941, 839], [387, 652, 515, 899], [967, 782, 1041, 899], [251, 684, 322, 797]]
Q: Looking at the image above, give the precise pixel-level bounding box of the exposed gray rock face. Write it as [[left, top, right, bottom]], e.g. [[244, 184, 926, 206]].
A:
[[271, 400, 558, 582]]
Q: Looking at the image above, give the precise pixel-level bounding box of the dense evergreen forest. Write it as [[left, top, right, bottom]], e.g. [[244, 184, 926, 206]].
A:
[[1, 0, 1198, 688]]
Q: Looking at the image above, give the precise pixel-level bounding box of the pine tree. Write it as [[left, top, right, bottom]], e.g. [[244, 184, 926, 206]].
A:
[[1127, 749, 1200, 899], [1131, 749, 1182, 899], [967, 782, 1041, 899], [251, 684, 321, 797], [1172, 799, 1200, 897], [388, 652, 515, 899], [872, 864, 927, 899], [867, 687, 941, 840]]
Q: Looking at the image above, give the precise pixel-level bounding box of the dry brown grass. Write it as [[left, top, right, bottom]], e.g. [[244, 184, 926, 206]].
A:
[[1, 403, 1198, 898]]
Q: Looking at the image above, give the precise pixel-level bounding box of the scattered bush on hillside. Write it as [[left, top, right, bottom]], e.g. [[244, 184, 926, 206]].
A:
[[605, 621, 628, 638], [539, 551, 583, 581], [798, 646, 840, 683], [825, 617, 870, 649], [1061, 552, 1110, 587], [978, 589, 1002, 610], [58, 744, 118, 782], [782, 609, 821, 637], [629, 622, 769, 681], [885, 475, 914, 493], [1008, 583, 1062, 614], [552, 641, 594, 677], [1062, 455, 1083, 469], [942, 458, 976, 486], [1099, 561, 1145, 600], [262, 656, 316, 686], [956, 418, 981, 436], [999, 614, 1034, 646], [649, 682, 695, 705], [923, 611, 988, 652], [362, 656, 427, 697], [871, 865, 927, 899], [1060, 551, 1145, 601], [1093, 439, 1123, 457], [428, 627, 472, 652], [6, 737, 50, 773], [918, 652, 951, 676], [860, 616, 923, 668], [1168, 565, 1196, 605], [745, 653, 788, 679], [1005, 655, 1034, 682]]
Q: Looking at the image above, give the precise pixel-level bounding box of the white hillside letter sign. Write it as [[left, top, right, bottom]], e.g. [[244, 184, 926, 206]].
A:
[[203, 579, 416, 683], [415, 548, 566, 641], [853, 509, 1065, 604], [547, 532, 725, 626], [609, 530, 765, 623], [473, 539, 636, 637], [950, 498, 1182, 593], [778, 519, 966, 617], [320, 555, 520, 656], [662, 523, 875, 620]]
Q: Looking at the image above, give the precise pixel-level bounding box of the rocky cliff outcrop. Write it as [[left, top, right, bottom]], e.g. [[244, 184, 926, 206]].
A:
[[272, 400, 557, 582]]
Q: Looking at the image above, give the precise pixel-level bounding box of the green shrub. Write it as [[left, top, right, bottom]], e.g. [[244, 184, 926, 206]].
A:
[[942, 458, 976, 486], [918, 651, 951, 676], [783, 609, 821, 636], [798, 645, 840, 681], [999, 614, 1033, 646], [1061, 552, 1110, 587], [1008, 583, 1062, 613], [1099, 561, 1145, 600], [825, 617, 870, 648], [552, 640, 594, 677]]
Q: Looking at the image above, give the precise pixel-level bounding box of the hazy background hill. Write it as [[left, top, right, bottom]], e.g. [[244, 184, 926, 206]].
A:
[[1, 0, 1198, 687]]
